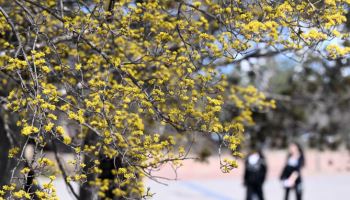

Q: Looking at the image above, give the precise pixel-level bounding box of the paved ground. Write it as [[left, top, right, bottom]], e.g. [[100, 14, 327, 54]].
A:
[[50, 173, 350, 200], [47, 149, 350, 200], [146, 173, 350, 200]]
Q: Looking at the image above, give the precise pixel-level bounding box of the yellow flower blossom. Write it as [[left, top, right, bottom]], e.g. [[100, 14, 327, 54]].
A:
[[21, 125, 39, 136]]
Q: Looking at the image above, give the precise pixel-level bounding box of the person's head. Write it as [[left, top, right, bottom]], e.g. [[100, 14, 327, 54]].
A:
[[288, 142, 305, 167], [288, 142, 301, 156], [249, 142, 264, 158]]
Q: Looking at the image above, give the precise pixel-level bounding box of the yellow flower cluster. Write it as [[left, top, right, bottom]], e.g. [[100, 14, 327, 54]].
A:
[[13, 190, 31, 199], [8, 147, 20, 158], [302, 29, 328, 42], [326, 44, 350, 59], [38, 158, 54, 167], [21, 125, 39, 136]]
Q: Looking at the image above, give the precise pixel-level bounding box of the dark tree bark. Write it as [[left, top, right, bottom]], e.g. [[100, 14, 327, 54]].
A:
[[0, 115, 14, 186], [79, 130, 98, 200], [79, 130, 127, 200], [98, 156, 125, 200]]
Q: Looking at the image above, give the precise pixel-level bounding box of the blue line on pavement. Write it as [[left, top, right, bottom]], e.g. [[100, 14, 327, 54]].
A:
[[180, 181, 234, 200]]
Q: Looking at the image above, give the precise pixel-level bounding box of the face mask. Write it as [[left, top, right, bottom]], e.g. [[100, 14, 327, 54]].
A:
[[248, 153, 260, 165]]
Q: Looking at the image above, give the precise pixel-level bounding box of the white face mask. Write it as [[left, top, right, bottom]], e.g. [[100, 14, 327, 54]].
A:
[[248, 153, 260, 165]]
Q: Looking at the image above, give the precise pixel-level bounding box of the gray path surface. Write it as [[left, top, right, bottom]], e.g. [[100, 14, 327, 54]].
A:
[[42, 150, 350, 199], [46, 172, 350, 200], [145, 173, 350, 200]]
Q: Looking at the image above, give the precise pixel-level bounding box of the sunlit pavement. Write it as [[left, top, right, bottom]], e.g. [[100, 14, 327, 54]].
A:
[[48, 150, 350, 199], [146, 173, 350, 200], [47, 173, 350, 200]]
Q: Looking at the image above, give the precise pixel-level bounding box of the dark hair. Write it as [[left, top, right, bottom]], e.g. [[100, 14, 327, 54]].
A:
[[288, 142, 305, 168], [249, 143, 265, 159]]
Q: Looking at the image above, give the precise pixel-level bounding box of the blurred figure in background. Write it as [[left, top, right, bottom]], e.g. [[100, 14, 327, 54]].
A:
[[280, 142, 305, 200], [244, 146, 267, 200]]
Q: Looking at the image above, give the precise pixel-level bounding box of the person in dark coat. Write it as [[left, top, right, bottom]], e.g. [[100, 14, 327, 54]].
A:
[[280, 142, 305, 200], [243, 147, 267, 200]]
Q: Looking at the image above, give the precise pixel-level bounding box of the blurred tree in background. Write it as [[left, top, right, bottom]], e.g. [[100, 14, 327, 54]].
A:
[[235, 15, 350, 150], [0, 0, 349, 199]]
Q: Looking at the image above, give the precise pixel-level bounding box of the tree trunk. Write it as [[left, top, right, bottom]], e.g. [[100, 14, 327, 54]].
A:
[[79, 131, 98, 200], [0, 115, 14, 186], [79, 131, 127, 200]]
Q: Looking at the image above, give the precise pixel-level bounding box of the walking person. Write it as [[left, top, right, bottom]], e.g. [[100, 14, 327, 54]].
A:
[[244, 146, 267, 200], [280, 142, 305, 200]]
